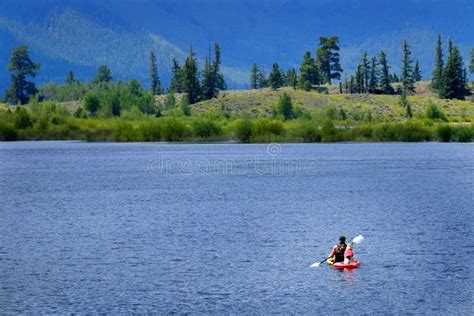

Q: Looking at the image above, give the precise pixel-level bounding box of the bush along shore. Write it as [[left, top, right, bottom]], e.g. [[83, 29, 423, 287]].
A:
[[1, 92, 472, 143]]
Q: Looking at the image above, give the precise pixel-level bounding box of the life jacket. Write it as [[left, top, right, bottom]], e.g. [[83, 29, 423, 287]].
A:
[[334, 243, 347, 262], [344, 248, 353, 258]]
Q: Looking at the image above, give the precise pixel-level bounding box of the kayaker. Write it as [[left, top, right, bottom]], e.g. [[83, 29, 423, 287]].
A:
[[328, 236, 347, 263], [344, 243, 354, 264]]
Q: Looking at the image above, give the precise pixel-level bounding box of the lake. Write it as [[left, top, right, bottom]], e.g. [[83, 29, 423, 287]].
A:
[[0, 141, 473, 314]]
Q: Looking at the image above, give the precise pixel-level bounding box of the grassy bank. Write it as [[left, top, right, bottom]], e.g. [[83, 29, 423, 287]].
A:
[[1, 87, 473, 143]]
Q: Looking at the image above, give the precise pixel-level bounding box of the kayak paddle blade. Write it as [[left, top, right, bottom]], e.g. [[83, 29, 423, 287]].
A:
[[310, 262, 321, 268], [352, 235, 364, 244]]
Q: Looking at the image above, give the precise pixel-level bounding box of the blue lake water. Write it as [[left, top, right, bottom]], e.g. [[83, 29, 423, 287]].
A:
[[0, 141, 473, 314]]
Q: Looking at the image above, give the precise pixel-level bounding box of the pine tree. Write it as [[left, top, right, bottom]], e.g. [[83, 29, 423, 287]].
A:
[[66, 71, 77, 85], [378, 51, 394, 94], [169, 58, 184, 93], [316, 36, 343, 84], [469, 48, 474, 74], [368, 56, 378, 93], [258, 67, 268, 88], [298, 51, 319, 89], [440, 45, 468, 100], [182, 46, 201, 104], [349, 75, 355, 94], [202, 57, 213, 99], [276, 92, 294, 120], [431, 35, 444, 91], [202, 43, 225, 99], [361, 52, 370, 92], [286, 67, 297, 89], [400, 40, 415, 93], [392, 73, 400, 83], [94, 65, 112, 84], [280, 68, 288, 86], [413, 60, 422, 82], [4, 45, 40, 104], [149, 51, 162, 95], [268, 63, 283, 90], [355, 64, 365, 93], [249, 63, 259, 89]]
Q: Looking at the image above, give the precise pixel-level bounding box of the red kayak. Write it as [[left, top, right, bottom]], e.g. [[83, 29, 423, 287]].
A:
[[328, 259, 360, 269]]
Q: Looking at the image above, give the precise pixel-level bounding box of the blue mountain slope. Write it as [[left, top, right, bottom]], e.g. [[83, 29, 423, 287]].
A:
[[0, 0, 472, 93]]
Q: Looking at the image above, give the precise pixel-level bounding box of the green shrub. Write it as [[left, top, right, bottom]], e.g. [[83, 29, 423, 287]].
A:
[[14, 106, 32, 129], [425, 100, 447, 121], [252, 119, 285, 139], [356, 125, 373, 139], [372, 124, 396, 141], [0, 123, 17, 141], [395, 121, 432, 142], [297, 123, 321, 142], [112, 121, 143, 142], [451, 125, 473, 142], [321, 119, 336, 142], [139, 120, 161, 142], [235, 120, 253, 142], [84, 92, 100, 115], [193, 119, 222, 138], [436, 125, 452, 142], [162, 118, 190, 141]]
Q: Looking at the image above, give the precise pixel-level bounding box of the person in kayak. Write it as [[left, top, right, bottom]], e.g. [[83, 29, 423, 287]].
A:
[[344, 243, 354, 264], [328, 236, 347, 263]]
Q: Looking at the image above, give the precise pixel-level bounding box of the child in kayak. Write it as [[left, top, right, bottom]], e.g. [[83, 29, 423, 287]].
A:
[[344, 243, 354, 264]]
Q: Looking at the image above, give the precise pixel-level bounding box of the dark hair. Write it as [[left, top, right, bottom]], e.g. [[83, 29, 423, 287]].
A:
[[339, 236, 346, 243]]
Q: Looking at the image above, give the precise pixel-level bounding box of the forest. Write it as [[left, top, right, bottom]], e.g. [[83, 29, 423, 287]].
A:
[[1, 36, 473, 142]]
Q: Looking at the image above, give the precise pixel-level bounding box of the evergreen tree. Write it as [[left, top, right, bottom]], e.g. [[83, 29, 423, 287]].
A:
[[469, 48, 474, 74], [298, 51, 319, 89], [149, 51, 162, 95], [355, 64, 365, 93], [316, 36, 343, 84], [413, 60, 422, 82], [94, 65, 112, 84], [180, 94, 191, 116], [349, 75, 355, 93], [4, 45, 40, 104], [368, 56, 378, 93], [165, 91, 176, 109], [276, 92, 294, 120], [440, 45, 469, 100], [280, 68, 288, 86], [361, 52, 370, 92], [400, 40, 415, 93], [392, 73, 400, 83], [431, 35, 444, 91], [66, 71, 77, 85], [169, 58, 184, 93], [286, 67, 297, 89], [249, 63, 259, 89], [201, 43, 225, 100], [268, 63, 283, 90], [258, 67, 268, 88], [182, 46, 201, 104], [378, 51, 394, 94]]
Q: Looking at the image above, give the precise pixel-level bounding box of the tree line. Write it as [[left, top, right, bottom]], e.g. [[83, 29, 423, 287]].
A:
[[249, 35, 472, 100], [2, 36, 473, 109], [2, 43, 226, 108]]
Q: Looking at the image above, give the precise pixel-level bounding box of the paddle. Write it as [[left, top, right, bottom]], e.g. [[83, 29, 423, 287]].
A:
[[310, 234, 364, 268]]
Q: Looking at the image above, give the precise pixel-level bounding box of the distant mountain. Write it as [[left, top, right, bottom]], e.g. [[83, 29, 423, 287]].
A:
[[0, 0, 473, 93]]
